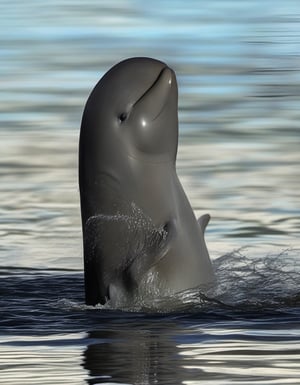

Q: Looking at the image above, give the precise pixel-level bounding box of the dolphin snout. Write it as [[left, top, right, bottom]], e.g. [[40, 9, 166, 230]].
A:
[[158, 67, 173, 88], [132, 66, 175, 123]]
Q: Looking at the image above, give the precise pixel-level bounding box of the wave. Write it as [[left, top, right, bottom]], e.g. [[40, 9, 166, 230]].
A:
[[0, 248, 299, 333]]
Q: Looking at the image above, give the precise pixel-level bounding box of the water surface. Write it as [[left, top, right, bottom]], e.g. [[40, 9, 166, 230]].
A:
[[0, 1, 299, 384]]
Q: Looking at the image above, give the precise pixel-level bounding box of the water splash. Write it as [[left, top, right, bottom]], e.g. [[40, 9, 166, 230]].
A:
[[79, 247, 300, 313], [211, 248, 300, 310], [1, 248, 299, 329]]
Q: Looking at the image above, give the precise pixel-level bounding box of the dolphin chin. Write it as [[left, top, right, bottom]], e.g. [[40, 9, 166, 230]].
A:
[[79, 57, 215, 306]]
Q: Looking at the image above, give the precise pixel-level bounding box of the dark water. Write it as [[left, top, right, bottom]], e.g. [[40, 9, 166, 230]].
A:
[[1, 0, 300, 384], [1, 255, 300, 384]]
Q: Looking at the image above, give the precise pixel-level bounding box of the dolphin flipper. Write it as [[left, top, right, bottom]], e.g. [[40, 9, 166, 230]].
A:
[[83, 213, 169, 305], [198, 214, 210, 234]]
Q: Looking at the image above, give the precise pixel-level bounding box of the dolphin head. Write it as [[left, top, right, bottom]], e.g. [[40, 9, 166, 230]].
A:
[[80, 57, 179, 164]]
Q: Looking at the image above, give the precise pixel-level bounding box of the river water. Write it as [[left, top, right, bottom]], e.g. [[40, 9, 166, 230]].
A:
[[0, 1, 300, 384]]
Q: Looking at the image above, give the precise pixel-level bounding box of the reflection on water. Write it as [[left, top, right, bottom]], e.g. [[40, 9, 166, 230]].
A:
[[0, 253, 300, 384], [0, 0, 300, 384]]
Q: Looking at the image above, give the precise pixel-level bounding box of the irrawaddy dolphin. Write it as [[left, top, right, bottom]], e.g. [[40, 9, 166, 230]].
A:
[[79, 57, 215, 306]]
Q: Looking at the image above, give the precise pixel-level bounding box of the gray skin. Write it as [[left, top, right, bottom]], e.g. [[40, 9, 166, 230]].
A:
[[79, 57, 214, 306]]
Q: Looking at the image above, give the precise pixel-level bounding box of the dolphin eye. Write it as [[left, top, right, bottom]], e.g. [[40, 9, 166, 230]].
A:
[[118, 112, 127, 123]]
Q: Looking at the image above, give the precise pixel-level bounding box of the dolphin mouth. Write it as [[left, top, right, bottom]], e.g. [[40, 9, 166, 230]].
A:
[[132, 66, 174, 121]]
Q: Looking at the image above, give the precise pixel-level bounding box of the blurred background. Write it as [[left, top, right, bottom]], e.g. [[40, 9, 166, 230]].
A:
[[0, 0, 299, 271]]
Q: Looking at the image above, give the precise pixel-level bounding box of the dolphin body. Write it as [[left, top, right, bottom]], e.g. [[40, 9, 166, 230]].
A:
[[79, 57, 214, 306]]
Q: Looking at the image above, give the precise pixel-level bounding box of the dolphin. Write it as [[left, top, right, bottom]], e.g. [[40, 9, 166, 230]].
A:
[[79, 57, 214, 306]]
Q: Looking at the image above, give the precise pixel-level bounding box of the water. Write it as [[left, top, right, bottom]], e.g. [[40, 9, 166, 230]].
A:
[[1, 0, 300, 384]]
